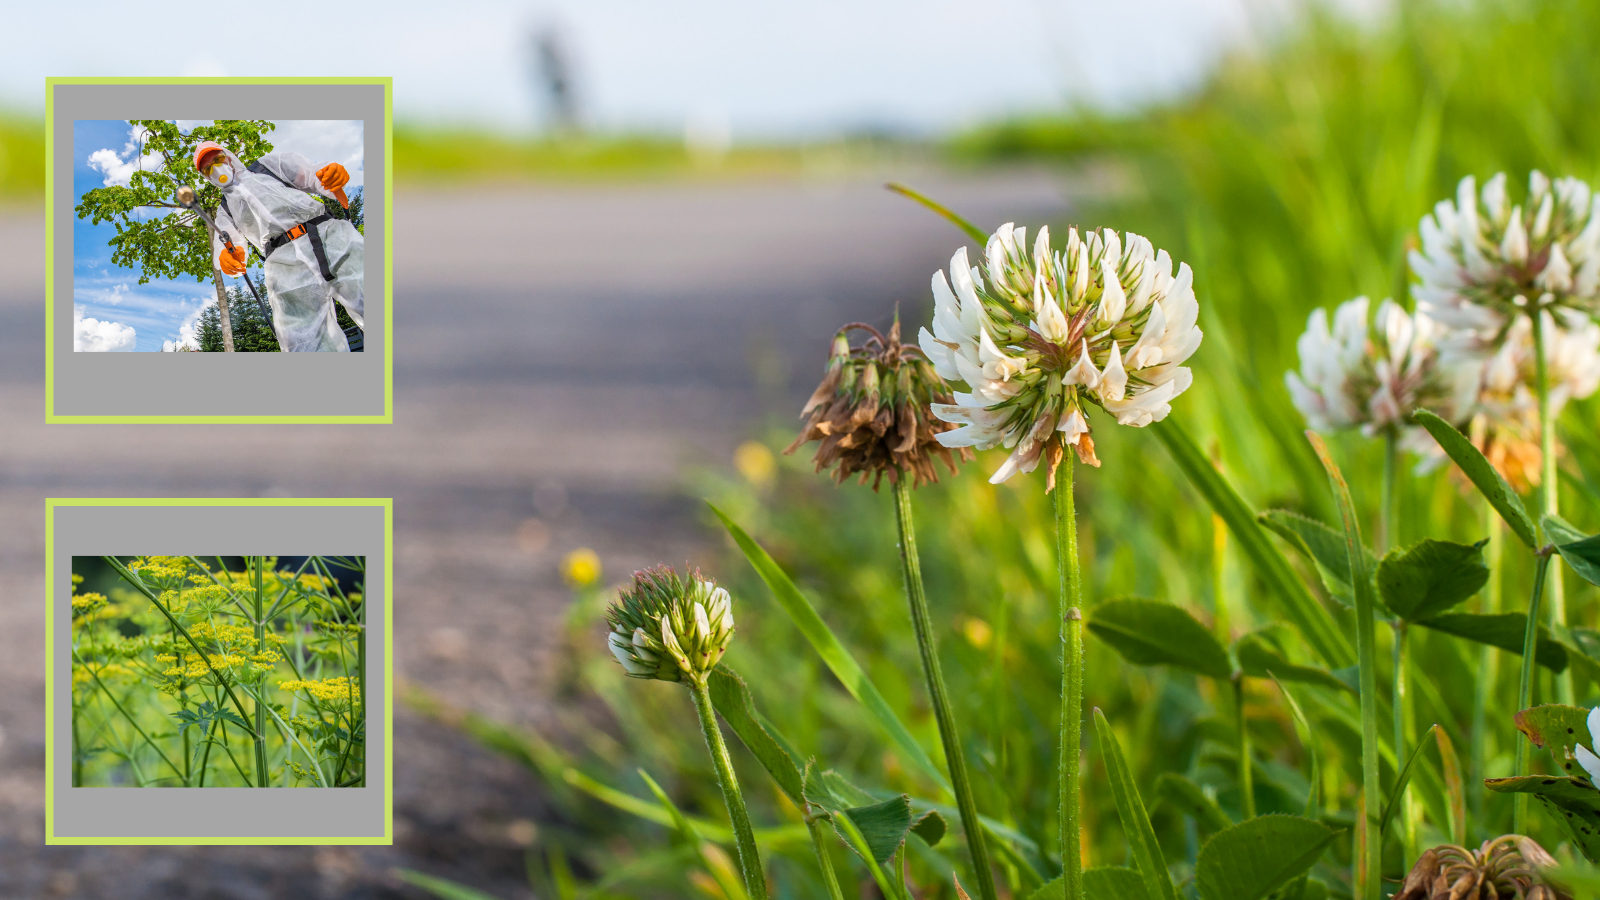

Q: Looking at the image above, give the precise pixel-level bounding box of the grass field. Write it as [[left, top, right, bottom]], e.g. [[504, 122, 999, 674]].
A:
[[398, 2, 1600, 899]]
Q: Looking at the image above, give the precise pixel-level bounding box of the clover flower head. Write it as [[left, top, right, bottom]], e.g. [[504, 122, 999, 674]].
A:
[[918, 223, 1202, 489], [1396, 835, 1568, 900], [605, 565, 734, 685], [786, 319, 972, 489], [1286, 296, 1476, 438], [1423, 308, 1600, 491], [1411, 172, 1600, 334]]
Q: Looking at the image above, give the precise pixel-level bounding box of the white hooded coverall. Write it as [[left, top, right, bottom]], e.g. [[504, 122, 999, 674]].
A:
[[206, 146, 364, 352]]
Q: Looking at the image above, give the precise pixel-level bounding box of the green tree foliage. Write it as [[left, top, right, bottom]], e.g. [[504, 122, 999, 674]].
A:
[[196, 286, 278, 353], [73, 120, 276, 285]]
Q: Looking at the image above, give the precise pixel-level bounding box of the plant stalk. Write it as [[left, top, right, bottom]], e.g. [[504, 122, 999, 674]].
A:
[[1381, 428, 1399, 553], [1531, 311, 1572, 705], [1513, 550, 1554, 834], [1392, 620, 1415, 865], [252, 558, 269, 788], [1470, 502, 1502, 822], [1056, 455, 1084, 900], [1233, 674, 1254, 820], [807, 818, 847, 900], [690, 679, 767, 900], [892, 478, 997, 900]]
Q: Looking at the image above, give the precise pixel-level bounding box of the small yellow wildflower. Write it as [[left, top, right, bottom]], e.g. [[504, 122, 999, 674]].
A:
[[71, 593, 109, 617], [279, 676, 360, 705], [561, 548, 602, 588], [734, 440, 777, 486]]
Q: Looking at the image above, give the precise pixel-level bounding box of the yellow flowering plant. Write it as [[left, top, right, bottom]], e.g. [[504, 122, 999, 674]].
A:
[[70, 555, 367, 788]]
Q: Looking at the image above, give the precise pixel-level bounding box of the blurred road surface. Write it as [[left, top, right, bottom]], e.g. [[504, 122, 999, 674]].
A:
[[0, 173, 1068, 898]]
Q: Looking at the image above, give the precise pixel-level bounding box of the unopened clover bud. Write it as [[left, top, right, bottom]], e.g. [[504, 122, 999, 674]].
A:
[[604, 565, 735, 686]]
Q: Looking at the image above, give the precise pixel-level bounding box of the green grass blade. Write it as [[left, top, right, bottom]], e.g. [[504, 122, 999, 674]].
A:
[[1377, 724, 1437, 841], [393, 869, 507, 900], [1306, 432, 1381, 900], [709, 503, 948, 790], [1410, 410, 1537, 548], [1268, 674, 1320, 818], [885, 182, 988, 244], [1152, 420, 1354, 668], [1434, 727, 1466, 846], [640, 768, 751, 900], [1092, 708, 1178, 900]]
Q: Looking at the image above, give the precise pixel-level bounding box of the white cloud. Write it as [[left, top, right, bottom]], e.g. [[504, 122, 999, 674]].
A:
[[85, 123, 165, 187], [269, 120, 364, 190], [162, 302, 206, 352], [74, 306, 137, 352]]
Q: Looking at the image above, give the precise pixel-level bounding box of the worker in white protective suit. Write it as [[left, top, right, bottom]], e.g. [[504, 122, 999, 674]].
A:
[[195, 140, 364, 352]]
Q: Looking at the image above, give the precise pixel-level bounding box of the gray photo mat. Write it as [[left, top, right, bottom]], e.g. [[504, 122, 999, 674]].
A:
[[52, 83, 386, 417], [52, 503, 387, 839]]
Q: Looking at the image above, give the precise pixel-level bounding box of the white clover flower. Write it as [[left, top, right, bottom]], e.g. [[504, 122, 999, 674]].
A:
[[1577, 705, 1600, 783], [1410, 172, 1600, 334], [1286, 296, 1476, 438], [917, 223, 1201, 488]]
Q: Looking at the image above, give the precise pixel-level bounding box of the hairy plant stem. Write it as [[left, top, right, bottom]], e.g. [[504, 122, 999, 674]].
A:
[[892, 478, 996, 900], [689, 679, 767, 900], [1233, 674, 1254, 819], [1470, 505, 1502, 822], [806, 818, 847, 900], [1056, 455, 1084, 900], [1532, 311, 1572, 705], [1513, 550, 1554, 835]]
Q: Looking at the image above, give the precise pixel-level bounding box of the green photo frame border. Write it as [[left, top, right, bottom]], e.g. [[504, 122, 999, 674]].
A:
[[43, 77, 394, 424], [43, 497, 395, 845]]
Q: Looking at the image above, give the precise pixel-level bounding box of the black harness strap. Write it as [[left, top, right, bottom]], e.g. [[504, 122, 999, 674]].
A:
[[304, 218, 337, 283], [246, 160, 297, 191]]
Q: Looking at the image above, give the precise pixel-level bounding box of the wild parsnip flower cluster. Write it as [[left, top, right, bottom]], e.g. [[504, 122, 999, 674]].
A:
[[70, 556, 367, 788]]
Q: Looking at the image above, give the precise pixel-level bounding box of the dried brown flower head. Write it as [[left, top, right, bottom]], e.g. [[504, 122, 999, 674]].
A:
[[1396, 835, 1570, 900], [785, 319, 971, 490]]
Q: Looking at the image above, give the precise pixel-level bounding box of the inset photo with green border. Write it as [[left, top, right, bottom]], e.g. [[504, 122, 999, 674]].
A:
[[45, 78, 392, 423], [45, 499, 392, 845]]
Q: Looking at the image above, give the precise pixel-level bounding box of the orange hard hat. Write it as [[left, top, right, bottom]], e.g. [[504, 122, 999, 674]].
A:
[[193, 141, 226, 171]]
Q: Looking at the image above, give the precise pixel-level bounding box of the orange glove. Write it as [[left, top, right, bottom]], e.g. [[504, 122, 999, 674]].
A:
[[219, 244, 247, 275], [317, 163, 350, 209]]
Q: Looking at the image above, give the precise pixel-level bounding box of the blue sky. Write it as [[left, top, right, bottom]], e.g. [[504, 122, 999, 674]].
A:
[[72, 120, 364, 352]]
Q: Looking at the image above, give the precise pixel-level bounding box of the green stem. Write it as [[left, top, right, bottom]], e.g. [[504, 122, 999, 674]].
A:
[[1471, 503, 1502, 823], [1381, 428, 1399, 553], [253, 557, 269, 789], [71, 699, 84, 787], [690, 679, 767, 900], [1513, 550, 1554, 834], [892, 478, 996, 900], [1056, 457, 1084, 900], [1392, 620, 1415, 866], [1532, 312, 1572, 705], [806, 818, 847, 900], [1234, 675, 1254, 820]]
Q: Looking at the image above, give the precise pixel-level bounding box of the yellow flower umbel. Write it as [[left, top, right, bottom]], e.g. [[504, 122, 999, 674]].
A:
[[604, 565, 734, 687], [786, 319, 971, 490]]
